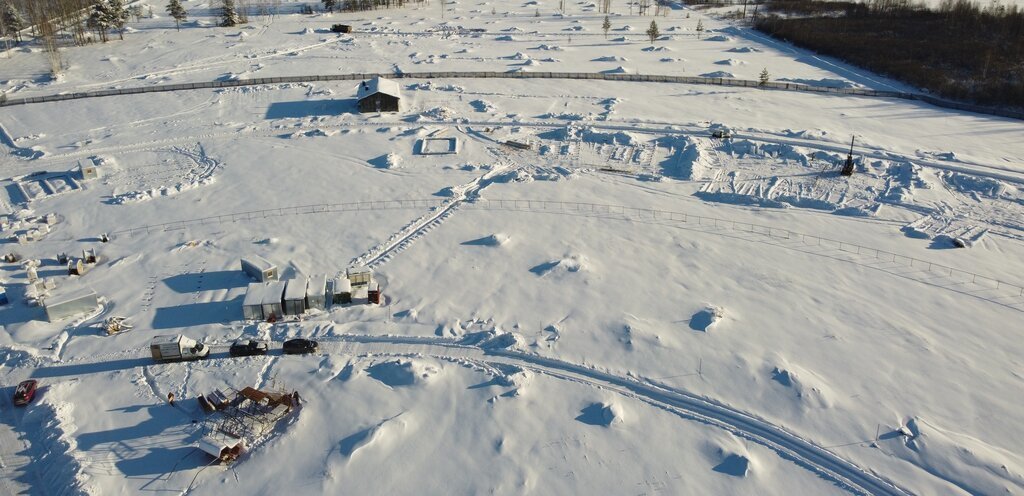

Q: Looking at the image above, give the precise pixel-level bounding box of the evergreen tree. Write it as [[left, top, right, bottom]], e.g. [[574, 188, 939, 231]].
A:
[[108, 0, 129, 40], [88, 1, 112, 43], [645, 19, 659, 43], [602, 15, 610, 39], [166, 0, 188, 31], [759, 67, 770, 85], [2, 1, 24, 43], [696, 18, 704, 39], [221, 0, 240, 27], [322, 0, 337, 12]]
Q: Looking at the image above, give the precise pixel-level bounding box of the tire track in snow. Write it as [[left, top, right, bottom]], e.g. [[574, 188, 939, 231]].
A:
[[349, 137, 521, 269], [322, 336, 913, 496], [7, 336, 920, 495]]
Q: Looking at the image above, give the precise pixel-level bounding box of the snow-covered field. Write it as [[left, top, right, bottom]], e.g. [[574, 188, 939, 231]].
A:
[[2, 1, 1024, 495]]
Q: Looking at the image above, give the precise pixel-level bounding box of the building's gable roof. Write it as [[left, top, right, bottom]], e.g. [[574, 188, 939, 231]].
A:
[[357, 77, 401, 100]]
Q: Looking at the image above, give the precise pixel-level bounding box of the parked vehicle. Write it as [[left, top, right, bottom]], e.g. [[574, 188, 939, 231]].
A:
[[150, 335, 210, 362], [283, 338, 318, 355], [13, 380, 38, 406], [229, 339, 269, 357]]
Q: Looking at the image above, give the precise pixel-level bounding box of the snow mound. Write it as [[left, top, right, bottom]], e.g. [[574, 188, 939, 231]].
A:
[[338, 414, 408, 458], [478, 331, 525, 350], [713, 453, 752, 477], [941, 171, 1006, 198], [495, 35, 516, 41], [602, 66, 633, 74], [366, 359, 439, 387], [727, 46, 762, 53], [641, 46, 672, 52], [770, 364, 833, 408], [592, 55, 628, 62], [470, 99, 497, 112], [530, 253, 589, 276], [576, 401, 625, 427], [705, 35, 734, 42], [535, 44, 562, 51], [464, 232, 510, 246], [22, 401, 94, 494], [291, 128, 338, 138], [700, 71, 735, 78], [418, 106, 457, 121], [689, 305, 724, 332], [370, 152, 403, 169], [881, 417, 1024, 495], [714, 58, 746, 66]]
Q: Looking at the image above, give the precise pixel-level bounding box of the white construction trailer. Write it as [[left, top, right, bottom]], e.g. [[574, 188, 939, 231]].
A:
[[43, 287, 99, 322], [241, 256, 278, 282]]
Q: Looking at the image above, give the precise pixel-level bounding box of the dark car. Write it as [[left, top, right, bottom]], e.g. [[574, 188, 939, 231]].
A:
[[229, 339, 269, 357], [13, 380, 38, 406], [283, 338, 318, 355]]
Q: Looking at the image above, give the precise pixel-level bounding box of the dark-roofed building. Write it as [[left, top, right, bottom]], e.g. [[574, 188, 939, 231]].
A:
[[357, 77, 401, 113]]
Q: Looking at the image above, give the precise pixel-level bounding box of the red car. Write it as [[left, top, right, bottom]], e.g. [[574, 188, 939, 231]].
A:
[[13, 380, 38, 406]]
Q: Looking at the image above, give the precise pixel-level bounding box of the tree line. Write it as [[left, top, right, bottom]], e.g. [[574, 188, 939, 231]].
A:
[[754, 0, 1024, 109]]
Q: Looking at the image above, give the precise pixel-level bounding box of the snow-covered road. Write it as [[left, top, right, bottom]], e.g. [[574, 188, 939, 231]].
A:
[[19, 334, 911, 496]]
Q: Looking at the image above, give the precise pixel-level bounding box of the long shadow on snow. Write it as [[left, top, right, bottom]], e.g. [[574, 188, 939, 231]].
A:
[[151, 297, 243, 329], [265, 99, 356, 119], [162, 270, 249, 293]]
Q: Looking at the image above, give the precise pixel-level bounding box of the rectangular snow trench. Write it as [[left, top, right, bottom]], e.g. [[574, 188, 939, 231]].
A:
[[418, 138, 459, 155]]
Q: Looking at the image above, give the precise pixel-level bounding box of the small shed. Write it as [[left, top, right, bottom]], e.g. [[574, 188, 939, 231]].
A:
[[331, 24, 352, 33], [198, 434, 245, 464], [356, 77, 401, 113], [306, 275, 328, 311], [79, 162, 99, 180], [260, 281, 286, 321], [44, 287, 99, 322], [241, 256, 278, 282], [242, 283, 266, 321], [346, 266, 372, 288], [368, 283, 382, 305], [332, 276, 352, 305], [283, 278, 307, 316]]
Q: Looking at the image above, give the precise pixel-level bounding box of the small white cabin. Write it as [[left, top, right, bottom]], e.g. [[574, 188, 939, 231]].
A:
[[241, 256, 278, 282]]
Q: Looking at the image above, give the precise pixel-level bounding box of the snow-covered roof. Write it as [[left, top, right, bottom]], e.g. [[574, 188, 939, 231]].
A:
[[241, 255, 275, 272], [307, 275, 327, 298], [356, 77, 401, 100], [44, 287, 97, 307], [284, 277, 307, 301], [262, 281, 286, 305], [333, 276, 351, 293], [242, 283, 265, 307], [150, 335, 182, 345]]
